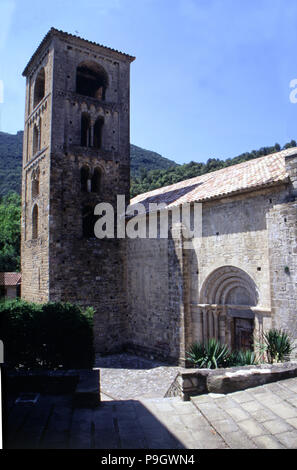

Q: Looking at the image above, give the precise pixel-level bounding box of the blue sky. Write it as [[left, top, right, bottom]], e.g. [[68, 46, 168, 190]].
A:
[[1, 0, 297, 164]]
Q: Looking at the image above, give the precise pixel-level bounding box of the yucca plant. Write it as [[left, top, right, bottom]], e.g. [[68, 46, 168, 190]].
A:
[[227, 349, 257, 367], [187, 338, 230, 369], [264, 329, 293, 363]]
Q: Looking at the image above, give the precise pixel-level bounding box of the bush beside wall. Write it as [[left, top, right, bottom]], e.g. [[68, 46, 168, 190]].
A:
[[0, 299, 94, 369]]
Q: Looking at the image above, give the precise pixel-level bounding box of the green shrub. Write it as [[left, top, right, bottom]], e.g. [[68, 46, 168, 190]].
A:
[[187, 338, 260, 369], [187, 338, 230, 369], [263, 329, 293, 363], [227, 349, 257, 367], [0, 299, 95, 369]]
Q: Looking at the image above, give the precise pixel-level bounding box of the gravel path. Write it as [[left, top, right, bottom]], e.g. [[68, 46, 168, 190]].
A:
[[94, 353, 182, 400]]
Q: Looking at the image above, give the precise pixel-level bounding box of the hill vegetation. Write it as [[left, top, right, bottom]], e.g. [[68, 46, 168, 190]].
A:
[[1, 131, 296, 199], [0, 132, 296, 272], [0, 131, 23, 197], [0, 131, 177, 197]]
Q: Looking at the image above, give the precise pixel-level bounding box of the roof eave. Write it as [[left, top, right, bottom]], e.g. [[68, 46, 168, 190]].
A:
[[131, 177, 289, 215], [22, 27, 136, 77]]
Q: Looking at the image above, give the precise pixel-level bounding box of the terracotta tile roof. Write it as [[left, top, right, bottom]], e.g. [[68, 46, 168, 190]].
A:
[[0, 273, 22, 287], [131, 148, 296, 212], [23, 28, 135, 76]]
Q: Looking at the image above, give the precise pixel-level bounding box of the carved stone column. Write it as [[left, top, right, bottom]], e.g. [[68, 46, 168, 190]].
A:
[[202, 307, 208, 343]]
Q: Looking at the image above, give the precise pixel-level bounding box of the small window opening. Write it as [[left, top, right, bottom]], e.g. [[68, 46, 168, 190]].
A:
[[32, 204, 38, 239], [91, 167, 101, 193], [80, 166, 90, 192], [33, 124, 40, 155], [32, 173, 39, 199], [82, 205, 97, 238]]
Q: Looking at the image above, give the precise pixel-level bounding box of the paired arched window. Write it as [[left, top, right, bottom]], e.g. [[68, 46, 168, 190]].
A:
[[80, 113, 104, 149], [76, 61, 108, 100], [33, 68, 45, 108], [80, 165, 102, 193], [32, 204, 38, 239]]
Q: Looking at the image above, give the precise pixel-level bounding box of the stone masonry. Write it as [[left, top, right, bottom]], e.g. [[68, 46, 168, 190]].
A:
[[21, 29, 297, 364]]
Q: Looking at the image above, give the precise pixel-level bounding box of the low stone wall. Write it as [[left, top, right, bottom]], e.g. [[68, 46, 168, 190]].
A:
[[4, 368, 100, 407], [165, 362, 297, 401]]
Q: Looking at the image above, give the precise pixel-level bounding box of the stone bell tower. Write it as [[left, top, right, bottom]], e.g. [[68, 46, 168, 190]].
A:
[[21, 28, 135, 352]]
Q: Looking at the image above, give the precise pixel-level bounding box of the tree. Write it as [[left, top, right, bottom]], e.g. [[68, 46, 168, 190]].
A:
[[0, 192, 21, 271]]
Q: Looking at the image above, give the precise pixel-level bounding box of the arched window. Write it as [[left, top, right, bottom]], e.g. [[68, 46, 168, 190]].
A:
[[32, 204, 38, 239], [31, 171, 39, 199], [91, 167, 101, 193], [33, 124, 39, 155], [80, 165, 90, 192], [93, 116, 104, 149], [81, 113, 91, 147], [76, 61, 108, 100], [82, 205, 97, 238], [33, 68, 45, 108]]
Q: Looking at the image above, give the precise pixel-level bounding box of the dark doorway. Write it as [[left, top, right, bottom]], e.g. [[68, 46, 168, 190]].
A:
[[234, 317, 254, 351]]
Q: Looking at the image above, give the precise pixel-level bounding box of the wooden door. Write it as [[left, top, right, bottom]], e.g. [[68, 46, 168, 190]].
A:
[[234, 318, 254, 351]]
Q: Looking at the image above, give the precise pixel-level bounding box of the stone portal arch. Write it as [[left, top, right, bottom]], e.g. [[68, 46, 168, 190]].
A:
[[199, 266, 259, 350], [201, 266, 259, 306]]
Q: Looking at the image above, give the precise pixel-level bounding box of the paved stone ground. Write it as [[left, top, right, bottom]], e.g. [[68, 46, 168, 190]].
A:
[[4, 378, 297, 449], [191, 377, 297, 449], [4, 354, 297, 449], [94, 353, 182, 400]]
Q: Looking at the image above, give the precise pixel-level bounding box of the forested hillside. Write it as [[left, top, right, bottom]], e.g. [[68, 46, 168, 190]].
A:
[[0, 131, 296, 199], [0, 131, 177, 197], [0, 131, 23, 197]]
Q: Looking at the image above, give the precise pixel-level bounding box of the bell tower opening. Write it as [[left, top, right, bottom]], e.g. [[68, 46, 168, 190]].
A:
[[33, 68, 45, 108], [76, 61, 108, 100]]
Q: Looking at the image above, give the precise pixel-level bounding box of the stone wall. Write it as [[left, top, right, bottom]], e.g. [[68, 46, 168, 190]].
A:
[[21, 46, 54, 304], [126, 184, 295, 364], [126, 229, 186, 363], [21, 31, 134, 354], [267, 202, 297, 353]]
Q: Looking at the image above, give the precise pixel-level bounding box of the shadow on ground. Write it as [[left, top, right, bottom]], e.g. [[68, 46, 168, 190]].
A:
[[3, 393, 185, 449]]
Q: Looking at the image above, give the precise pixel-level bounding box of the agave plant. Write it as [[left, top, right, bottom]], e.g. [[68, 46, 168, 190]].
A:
[[186, 342, 206, 367], [264, 329, 294, 363], [187, 338, 230, 369], [227, 349, 257, 367]]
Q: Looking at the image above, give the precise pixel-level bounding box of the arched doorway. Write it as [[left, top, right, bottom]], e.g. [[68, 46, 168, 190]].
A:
[[200, 266, 259, 350]]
